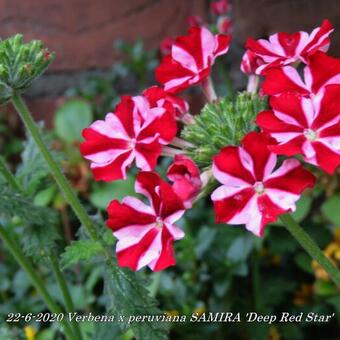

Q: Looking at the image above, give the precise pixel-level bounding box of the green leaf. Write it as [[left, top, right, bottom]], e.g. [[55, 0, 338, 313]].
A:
[[60, 240, 102, 269], [291, 195, 312, 222], [16, 124, 62, 194], [54, 99, 93, 143], [104, 266, 168, 340], [227, 234, 254, 262], [0, 184, 58, 228], [90, 175, 135, 210], [294, 252, 313, 274], [321, 194, 340, 226], [34, 185, 57, 206]]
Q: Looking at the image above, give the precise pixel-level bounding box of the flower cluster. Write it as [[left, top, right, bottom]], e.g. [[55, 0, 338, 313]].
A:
[[80, 19, 339, 272]]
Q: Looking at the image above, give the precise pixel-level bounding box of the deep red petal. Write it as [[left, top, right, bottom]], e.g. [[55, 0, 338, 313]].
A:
[[213, 146, 255, 184], [117, 228, 158, 271], [106, 200, 156, 231], [91, 151, 132, 182], [268, 135, 305, 156], [264, 165, 315, 194], [313, 141, 340, 174], [153, 227, 176, 271], [213, 188, 255, 223]]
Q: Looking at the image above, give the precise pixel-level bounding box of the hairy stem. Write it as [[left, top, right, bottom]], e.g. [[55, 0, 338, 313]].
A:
[[12, 93, 100, 244], [50, 255, 83, 340], [0, 157, 22, 192], [280, 214, 340, 286], [0, 224, 77, 340]]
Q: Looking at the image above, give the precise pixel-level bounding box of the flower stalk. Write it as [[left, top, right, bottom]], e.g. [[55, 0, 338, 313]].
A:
[[201, 76, 217, 102], [11, 93, 100, 245], [0, 224, 77, 340], [280, 214, 340, 286]]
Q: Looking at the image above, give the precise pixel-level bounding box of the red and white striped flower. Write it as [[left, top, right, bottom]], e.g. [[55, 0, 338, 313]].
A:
[[262, 51, 340, 96], [257, 86, 340, 174], [217, 16, 232, 34], [106, 171, 185, 271], [210, 0, 229, 16], [143, 85, 189, 120], [211, 132, 315, 237], [155, 27, 231, 93], [167, 155, 202, 208], [80, 95, 177, 182], [245, 20, 333, 74], [240, 50, 264, 75], [160, 37, 175, 56]]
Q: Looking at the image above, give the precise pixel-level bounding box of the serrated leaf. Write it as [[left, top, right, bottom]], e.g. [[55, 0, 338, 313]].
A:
[[16, 124, 62, 194], [104, 266, 168, 340], [61, 240, 102, 269], [0, 185, 58, 227], [54, 99, 93, 143]]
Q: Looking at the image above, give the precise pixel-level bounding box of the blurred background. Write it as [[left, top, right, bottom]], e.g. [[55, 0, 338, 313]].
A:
[[0, 1, 339, 339]]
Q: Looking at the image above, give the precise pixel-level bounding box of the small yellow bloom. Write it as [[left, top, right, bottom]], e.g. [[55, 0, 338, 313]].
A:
[[312, 235, 340, 282], [165, 310, 179, 317], [24, 326, 36, 340], [293, 283, 314, 306], [267, 325, 280, 340]]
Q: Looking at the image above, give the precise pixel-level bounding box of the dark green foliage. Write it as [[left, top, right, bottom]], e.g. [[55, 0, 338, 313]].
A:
[[0, 184, 58, 228], [182, 92, 268, 167], [0, 34, 54, 104], [105, 266, 169, 340]]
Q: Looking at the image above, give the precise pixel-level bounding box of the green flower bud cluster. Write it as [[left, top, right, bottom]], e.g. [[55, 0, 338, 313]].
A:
[[181, 92, 268, 168], [0, 34, 54, 104]]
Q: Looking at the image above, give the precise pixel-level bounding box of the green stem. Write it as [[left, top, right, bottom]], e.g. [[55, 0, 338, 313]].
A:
[[50, 255, 82, 340], [0, 224, 76, 340], [0, 157, 21, 192], [280, 214, 340, 286], [12, 93, 99, 244]]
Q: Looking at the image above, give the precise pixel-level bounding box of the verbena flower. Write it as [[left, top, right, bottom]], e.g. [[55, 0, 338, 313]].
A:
[[217, 16, 232, 34], [106, 171, 185, 271], [155, 26, 231, 93], [211, 132, 315, 237], [80, 95, 177, 181], [167, 155, 202, 208], [160, 37, 174, 56], [262, 51, 340, 96], [245, 20, 333, 74], [257, 86, 340, 174], [142, 85, 189, 120], [210, 0, 229, 16], [240, 50, 264, 75]]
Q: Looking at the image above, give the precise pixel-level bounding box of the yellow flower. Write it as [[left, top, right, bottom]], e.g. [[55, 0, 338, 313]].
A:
[[267, 326, 280, 340], [165, 310, 179, 317], [24, 326, 36, 340], [293, 283, 314, 306], [312, 229, 340, 281]]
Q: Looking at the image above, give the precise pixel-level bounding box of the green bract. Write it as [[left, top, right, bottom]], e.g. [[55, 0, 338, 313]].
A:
[[0, 34, 54, 104], [181, 92, 268, 167]]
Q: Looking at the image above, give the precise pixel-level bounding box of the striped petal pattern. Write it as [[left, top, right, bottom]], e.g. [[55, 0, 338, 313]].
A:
[[80, 95, 177, 182], [257, 85, 340, 174], [155, 26, 231, 93], [245, 20, 333, 75], [211, 132, 315, 237], [106, 172, 185, 271]]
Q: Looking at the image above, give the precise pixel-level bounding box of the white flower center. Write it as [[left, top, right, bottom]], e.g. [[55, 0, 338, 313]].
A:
[[129, 138, 137, 149], [254, 181, 265, 195], [155, 217, 163, 229], [303, 128, 318, 141]]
